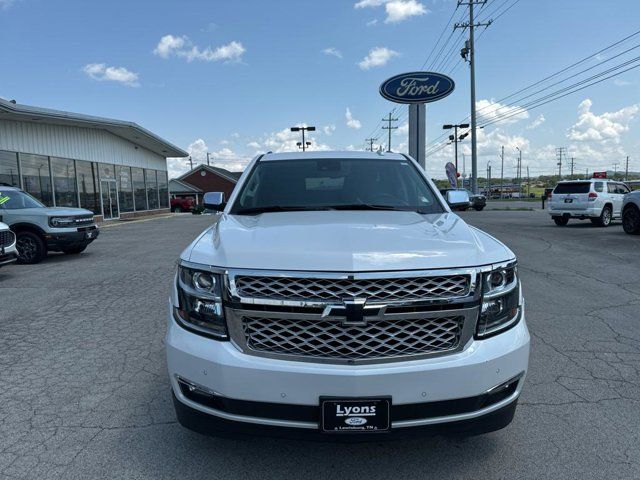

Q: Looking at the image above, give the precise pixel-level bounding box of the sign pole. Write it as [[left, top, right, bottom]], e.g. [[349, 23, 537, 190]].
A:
[[408, 103, 426, 169]]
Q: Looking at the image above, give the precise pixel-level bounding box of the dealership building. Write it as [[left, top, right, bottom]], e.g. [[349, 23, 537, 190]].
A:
[[0, 97, 187, 220]]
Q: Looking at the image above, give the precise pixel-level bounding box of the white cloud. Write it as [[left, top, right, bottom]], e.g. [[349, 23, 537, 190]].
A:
[[384, 0, 428, 23], [154, 34, 245, 63], [366, 19, 379, 26], [323, 124, 336, 135], [167, 139, 251, 179], [526, 114, 545, 130], [358, 46, 399, 70], [354, 0, 387, 8], [254, 127, 332, 153], [82, 63, 139, 87], [0, 0, 18, 9], [322, 47, 343, 59], [613, 78, 631, 87], [568, 98, 639, 143], [476, 98, 529, 125], [247, 141, 261, 149], [345, 108, 362, 129]]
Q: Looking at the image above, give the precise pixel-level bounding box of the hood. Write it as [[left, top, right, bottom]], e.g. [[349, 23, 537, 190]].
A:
[[10, 207, 95, 217], [185, 210, 514, 272]]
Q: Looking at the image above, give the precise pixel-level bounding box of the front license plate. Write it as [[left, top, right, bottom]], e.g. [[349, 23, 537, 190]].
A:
[[564, 198, 573, 203], [321, 397, 391, 433]]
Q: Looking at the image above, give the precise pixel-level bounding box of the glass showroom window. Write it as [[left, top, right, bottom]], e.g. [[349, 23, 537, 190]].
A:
[[146, 169, 158, 209], [0, 150, 20, 187], [76, 160, 100, 214], [98, 163, 116, 181], [51, 157, 78, 207], [20, 153, 53, 206], [116, 166, 134, 212], [158, 171, 169, 208], [132, 167, 147, 211]]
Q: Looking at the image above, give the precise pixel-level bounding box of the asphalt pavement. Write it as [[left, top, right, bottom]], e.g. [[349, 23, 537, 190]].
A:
[[1, 211, 638, 479]]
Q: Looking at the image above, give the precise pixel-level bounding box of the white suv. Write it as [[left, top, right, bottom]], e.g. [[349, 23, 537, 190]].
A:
[[548, 179, 631, 227], [166, 151, 530, 440], [0, 221, 18, 267]]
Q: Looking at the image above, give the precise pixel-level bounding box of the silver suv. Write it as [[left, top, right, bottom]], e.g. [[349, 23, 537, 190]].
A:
[[0, 186, 99, 264], [622, 189, 640, 235], [547, 179, 630, 227]]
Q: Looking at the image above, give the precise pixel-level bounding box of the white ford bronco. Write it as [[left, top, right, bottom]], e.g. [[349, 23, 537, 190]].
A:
[[166, 151, 530, 440]]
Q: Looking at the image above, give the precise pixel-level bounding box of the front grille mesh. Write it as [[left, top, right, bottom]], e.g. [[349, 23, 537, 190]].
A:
[[0, 230, 15, 248], [234, 275, 470, 302], [242, 315, 463, 360]]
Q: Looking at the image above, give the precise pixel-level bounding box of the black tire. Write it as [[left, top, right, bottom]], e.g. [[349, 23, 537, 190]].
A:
[[622, 205, 640, 234], [594, 205, 612, 227], [62, 246, 87, 255], [16, 231, 47, 264], [553, 216, 569, 226], [474, 206, 485, 211]]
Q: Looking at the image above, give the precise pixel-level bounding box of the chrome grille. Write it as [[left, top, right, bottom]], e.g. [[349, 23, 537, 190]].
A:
[[0, 230, 15, 248], [234, 275, 470, 302], [241, 315, 463, 360]]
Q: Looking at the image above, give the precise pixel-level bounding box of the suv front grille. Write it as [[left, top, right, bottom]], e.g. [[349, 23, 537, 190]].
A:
[[73, 216, 95, 227], [241, 315, 464, 361], [234, 275, 470, 303], [0, 230, 15, 248]]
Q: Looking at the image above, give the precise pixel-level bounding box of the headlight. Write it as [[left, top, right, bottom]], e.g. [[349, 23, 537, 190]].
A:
[[476, 263, 521, 338], [174, 264, 228, 339], [49, 216, 76, 228]]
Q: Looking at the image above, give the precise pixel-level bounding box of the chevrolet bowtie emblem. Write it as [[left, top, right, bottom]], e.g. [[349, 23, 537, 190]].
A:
[[322, 298, 386, 326]]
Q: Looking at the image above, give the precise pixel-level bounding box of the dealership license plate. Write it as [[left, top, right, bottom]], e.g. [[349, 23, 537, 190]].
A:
[[321, 398, 391, 433], [564, 198, 573, 203]]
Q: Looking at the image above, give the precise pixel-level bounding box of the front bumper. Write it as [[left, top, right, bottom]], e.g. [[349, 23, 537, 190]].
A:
[[0, 248, 18, 266], [45, 226, 99, 251], [166, 304, 530, 438]]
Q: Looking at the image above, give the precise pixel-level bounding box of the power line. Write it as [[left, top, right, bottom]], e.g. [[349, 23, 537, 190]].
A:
[[365, 137, 378, 151]]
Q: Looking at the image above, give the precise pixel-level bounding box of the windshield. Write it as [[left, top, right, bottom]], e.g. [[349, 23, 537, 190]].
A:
[[553, 182, 591, 194], [230, 158, 445, 215], [0, 189, 45, 209]]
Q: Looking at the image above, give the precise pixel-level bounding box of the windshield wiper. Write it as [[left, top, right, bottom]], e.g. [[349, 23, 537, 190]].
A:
[[329, 204, 407, 211], [233, 205, 334, 215]]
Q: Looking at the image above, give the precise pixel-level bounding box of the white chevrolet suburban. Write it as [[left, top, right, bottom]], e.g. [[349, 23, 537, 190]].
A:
[[166, 151, 530, 440]]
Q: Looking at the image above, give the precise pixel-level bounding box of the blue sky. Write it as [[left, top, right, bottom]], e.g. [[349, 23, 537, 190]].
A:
[[1, 0, 639, 179]]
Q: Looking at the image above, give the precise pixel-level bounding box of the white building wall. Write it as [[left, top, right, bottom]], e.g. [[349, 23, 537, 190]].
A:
[[0, 120, 167, 170]]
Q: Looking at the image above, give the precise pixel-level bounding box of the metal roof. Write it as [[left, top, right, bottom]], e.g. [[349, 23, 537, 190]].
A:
[[0, 97, 188, 158], [176, 164, 241, 183], [169, 179, 203, 194], [259, 150, 408, 161]]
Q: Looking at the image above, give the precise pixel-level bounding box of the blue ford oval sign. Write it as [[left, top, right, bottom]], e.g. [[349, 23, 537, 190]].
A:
[[379, 71, 455, 104]]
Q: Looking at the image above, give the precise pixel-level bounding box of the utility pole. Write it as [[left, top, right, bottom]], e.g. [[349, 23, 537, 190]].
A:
[[569, 157, 575, 178], [365, 137, 377, 152], [500, 146, 504, 199], [382, 112, 399, 152], [443, 123, 470, 171], [455, 0, 492, 194], [526, 166, 530, 198], [187, 156, 194, 170], [625, 156, 629, 180], [515, 147, 522, 194], [556, 147, 566, 179], [206, 152, 211, 166], [290, 125, 316, 151], [486, 162, 491, 196], [613, 162, 620, 179]]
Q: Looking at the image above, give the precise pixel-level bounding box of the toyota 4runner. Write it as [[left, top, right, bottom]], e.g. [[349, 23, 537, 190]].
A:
[[0, 186, 99, 264], [166, 151, 530, 440]]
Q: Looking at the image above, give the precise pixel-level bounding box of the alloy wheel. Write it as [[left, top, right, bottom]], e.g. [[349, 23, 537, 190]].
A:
[[17, 236, 36, 262]]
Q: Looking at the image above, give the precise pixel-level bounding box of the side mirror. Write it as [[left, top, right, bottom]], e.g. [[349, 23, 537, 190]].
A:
[[446, 190, 470, 208], [203, 192, 226, 211]]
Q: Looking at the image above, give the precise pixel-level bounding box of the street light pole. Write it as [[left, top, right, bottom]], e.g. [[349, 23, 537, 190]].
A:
[[290, 126, 316, 151], [443, 123, 469, 172]]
